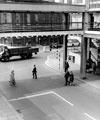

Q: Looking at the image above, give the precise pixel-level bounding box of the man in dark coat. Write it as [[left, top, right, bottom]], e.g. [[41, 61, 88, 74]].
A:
[[32, 65, 37, 79]]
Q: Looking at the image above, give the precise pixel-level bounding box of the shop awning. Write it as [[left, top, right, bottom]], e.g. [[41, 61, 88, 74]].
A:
[[0, 31, 83, 38]]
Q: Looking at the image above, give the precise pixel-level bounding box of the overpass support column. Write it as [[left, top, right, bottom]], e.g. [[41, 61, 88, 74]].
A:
[[63, 35, 68, 72], [87, 38, 90, 60], [80, 36, 87, 79], [87, 38, 92, 62]]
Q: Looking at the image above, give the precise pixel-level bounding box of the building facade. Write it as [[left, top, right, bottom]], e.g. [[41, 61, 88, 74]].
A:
[[0, 0, 88, 78], [0, 1, 84, 46], [79, 0, 100, 78]]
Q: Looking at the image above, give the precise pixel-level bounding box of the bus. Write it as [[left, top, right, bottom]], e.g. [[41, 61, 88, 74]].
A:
[[67, 35, 81, 47]]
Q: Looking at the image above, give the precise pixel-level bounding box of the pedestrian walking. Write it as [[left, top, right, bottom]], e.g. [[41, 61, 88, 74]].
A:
[[32, 65, 37, 79], [9, 69, 16, 86], [64, 70, 70, 86]]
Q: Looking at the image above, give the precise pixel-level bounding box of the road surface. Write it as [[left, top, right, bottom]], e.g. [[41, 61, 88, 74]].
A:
[[0, 51, 100, 120]]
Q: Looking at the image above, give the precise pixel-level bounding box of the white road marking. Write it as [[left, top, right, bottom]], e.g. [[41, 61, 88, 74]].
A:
[[9, 91, 74, 106], [52, 91, 74, 106], [9, 91, 98, 120], [84, 113, 97, 120], [9, 91, 54, 101]]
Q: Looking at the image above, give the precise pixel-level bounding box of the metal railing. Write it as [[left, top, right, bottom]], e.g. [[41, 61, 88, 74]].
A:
[[88, 22, 100, 30], [0, 22, 83, 33]]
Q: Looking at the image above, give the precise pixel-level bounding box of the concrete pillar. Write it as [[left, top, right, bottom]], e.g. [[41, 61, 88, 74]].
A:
[[89, 38, 92, 60], [63, 35, 68, 72], [80, 36, 87, 79], [87, 38, 92, 63], [87, 38, 90, 60]]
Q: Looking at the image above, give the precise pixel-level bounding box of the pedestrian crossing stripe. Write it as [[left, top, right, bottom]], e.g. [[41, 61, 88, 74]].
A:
[[9, 91, 73, 106]]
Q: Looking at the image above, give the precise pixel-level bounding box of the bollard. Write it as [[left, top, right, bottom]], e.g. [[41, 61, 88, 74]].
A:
[[56, 50, 58, 59]]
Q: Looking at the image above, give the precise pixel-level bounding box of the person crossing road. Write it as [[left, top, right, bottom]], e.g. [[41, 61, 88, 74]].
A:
[[9, 70, 16, 86], [32, 65, 37, 79]]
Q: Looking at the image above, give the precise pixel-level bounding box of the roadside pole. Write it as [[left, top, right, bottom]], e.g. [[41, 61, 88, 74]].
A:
[[58, 50, 60, 70], [63, 35, 68, 72]]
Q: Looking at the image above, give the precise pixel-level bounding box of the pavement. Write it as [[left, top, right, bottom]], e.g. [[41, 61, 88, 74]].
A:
[[45, 48, 100, 90], [0, 92, 23, 120], [0, 46, 100, 120]]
